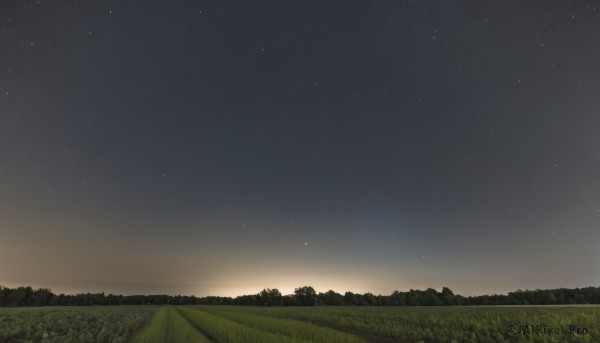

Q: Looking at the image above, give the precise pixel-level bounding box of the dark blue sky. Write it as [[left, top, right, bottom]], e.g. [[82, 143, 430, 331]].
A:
[[1, 1, 599, 296]]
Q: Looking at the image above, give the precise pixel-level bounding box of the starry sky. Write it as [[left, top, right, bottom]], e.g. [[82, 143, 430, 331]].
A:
[[1, 1, 600, 297]]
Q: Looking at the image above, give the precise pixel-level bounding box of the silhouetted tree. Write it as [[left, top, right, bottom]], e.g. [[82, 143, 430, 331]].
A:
[[294, 286, 320, 306], [344, 291, 359, 305], [319, 290, 344, 305], [1, 285, 600, 307], [258, 288, 282, 306]]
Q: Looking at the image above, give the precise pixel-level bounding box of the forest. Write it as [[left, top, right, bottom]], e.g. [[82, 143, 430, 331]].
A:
[[1, 285, 600, 307]]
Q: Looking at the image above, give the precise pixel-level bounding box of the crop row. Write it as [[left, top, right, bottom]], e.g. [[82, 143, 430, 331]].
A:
[[2, 305, 599, 343], [130, 306, 366, 342], [130, 307, 210, 343], [177, 307, 365, 343], [0, 306, 156, 343], [210, 305, 600, 343]]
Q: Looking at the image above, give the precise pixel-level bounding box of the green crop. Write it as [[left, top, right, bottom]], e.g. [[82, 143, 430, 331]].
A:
[[177, 306, 314, 343], [1, 305, 599, 343], [0, 306, 155, 343], [130, 307, 210, 343], [218, 305, 600, 343], [187, 307, 365, 342]]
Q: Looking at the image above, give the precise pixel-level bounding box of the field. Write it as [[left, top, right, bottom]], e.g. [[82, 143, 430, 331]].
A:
[[1, 305, 599, 343], [0, 306, 155, 343]]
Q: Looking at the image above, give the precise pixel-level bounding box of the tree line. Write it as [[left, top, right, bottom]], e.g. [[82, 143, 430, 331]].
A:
[[1, 285, 599, 307]]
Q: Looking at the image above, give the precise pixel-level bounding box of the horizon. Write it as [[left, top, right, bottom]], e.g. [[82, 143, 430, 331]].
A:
[[3, 283, 599, 299], [2, 2, 600, 297]]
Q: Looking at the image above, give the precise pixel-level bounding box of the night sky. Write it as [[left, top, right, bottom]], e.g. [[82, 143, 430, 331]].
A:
[[1, 1, 600, 297]]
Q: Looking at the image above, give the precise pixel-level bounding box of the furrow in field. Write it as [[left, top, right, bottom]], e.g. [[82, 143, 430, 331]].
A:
[[130, 307, 212, 343], [177, 306, 317, 343], [198, 307, 367, 343]]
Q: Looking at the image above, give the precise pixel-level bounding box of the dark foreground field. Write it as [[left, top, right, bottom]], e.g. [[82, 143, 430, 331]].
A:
[[0, 305, 598, 343]]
